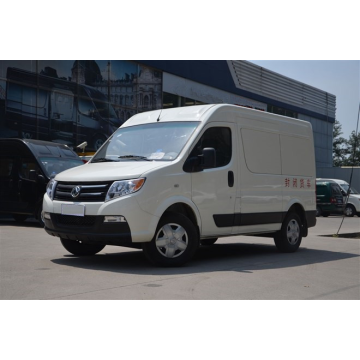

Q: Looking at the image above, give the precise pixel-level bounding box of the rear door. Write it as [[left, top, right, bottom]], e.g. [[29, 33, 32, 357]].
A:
[[331, 183, 344, 210]]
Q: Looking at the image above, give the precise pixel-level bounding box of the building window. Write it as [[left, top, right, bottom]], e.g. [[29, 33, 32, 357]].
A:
[[163, 92, 205, 109], [268, 104, 297, 118]]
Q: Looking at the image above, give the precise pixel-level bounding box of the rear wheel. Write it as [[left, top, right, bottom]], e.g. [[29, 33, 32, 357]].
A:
[[60, 238, 105, 256], [274, 212, 302, 253], [143, 212, 199, 267]]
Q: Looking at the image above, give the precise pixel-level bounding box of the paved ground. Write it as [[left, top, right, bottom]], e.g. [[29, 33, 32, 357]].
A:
[[0, 215, 359, 299]]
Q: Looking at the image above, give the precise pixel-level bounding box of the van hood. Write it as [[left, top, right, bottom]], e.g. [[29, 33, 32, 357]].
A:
[[349, 194, 360, 199], [55, 161, 170, 182]]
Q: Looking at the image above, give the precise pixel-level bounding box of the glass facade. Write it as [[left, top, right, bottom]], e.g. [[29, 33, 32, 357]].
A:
[[0, 60, 162, 151], [0, 60, 333, 168], [163, 92, 205, 109]]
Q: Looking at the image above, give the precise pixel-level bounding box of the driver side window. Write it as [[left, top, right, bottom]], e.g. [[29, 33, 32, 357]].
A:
[[190, 127, 232, 168]]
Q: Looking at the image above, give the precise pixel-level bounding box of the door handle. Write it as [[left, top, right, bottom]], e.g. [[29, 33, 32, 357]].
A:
[[228, 171, 234, 187]]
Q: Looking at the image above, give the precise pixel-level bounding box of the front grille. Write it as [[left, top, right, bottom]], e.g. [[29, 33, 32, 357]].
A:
[[54, 182, 112, 202], [52, 214, 99, 227]]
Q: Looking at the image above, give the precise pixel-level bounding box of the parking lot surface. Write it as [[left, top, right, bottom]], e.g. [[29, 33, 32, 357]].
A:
[[0, 215, 359, 300]]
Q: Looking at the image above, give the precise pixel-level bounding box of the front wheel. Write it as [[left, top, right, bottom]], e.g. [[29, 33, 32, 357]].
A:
[[60, 238, 105, 256], [274, 212, 302, 253], [143, 212, 199, 267]]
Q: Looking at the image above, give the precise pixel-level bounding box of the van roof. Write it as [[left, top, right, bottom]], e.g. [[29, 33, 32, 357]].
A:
[[316, 178, 348, 184], [123, 104, 217, 126], [122, 104, 312, 130]]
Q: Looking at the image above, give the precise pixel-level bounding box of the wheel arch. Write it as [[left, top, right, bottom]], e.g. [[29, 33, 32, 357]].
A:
[[286, 202, 308, 237], [154, 196, 202, 228], [164, 202, 199, 228]]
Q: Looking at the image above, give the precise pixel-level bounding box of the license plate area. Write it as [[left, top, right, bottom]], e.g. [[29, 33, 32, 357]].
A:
[[61, 204, 85, 216]]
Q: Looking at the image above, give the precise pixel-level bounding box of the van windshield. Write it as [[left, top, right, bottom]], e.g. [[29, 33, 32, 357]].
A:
[[40, 157, 84, 178], [341, 184, 359, 194], [92, 121, 200, 162]]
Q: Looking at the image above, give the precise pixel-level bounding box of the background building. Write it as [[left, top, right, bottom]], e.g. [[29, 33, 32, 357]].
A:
[[138, 60, 336, 169], [1, 60, 335, 170]]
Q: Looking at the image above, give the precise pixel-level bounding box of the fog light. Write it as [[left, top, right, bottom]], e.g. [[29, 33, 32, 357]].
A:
[[104, 216, 127, 223], [44, 212, 51, 220]]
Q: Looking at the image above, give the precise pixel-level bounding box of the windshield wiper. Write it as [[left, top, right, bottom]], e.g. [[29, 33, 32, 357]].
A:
[[91, 158, 118, 163], [118, 155, 151, 161]]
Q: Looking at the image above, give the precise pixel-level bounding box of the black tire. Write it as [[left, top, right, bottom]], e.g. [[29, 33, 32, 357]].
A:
[[12, 214, 28, 222], [274, 212, 302, 253], [322, 212, 330, 217], [344, 204, 356, 217], [200, 238, 218, 246], [143, 212, 199, 267], [60, 238, 105, 256]]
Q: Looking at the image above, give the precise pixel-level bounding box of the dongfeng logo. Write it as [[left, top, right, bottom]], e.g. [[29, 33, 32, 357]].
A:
[[71, 186, 81, 198]]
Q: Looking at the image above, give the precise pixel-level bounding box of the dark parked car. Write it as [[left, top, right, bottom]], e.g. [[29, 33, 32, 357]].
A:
[[0, 138, 83, 225], [316, 180, 344, 217]]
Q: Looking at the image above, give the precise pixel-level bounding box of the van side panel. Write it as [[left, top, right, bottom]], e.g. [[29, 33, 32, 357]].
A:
[[232, 109, 316, 235], [281, 135, 314, 177], [241, 128, 281, 174], [233, 117, 283, 234], [281, 132, 316, 214]]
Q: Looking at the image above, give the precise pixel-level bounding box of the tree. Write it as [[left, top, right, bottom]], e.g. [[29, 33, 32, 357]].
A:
[[332, 119, 347, 166], [343, 130, 360, 166]]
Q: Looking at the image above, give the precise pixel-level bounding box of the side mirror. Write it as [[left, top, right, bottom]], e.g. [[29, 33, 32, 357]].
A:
[[202, 148, 216, 169], [183, 148, 217, 173]]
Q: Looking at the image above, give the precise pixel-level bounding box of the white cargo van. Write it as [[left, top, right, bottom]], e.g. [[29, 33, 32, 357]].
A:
[[43, 104, 317, 266]]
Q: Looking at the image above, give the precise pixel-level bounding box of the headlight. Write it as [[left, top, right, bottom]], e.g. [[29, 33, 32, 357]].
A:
[[106, 178, 145, 202], [46, 178, 57, 200]]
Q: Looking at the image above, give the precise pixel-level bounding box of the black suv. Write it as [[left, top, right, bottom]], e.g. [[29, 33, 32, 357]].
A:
[[0, 138, 83, 225]]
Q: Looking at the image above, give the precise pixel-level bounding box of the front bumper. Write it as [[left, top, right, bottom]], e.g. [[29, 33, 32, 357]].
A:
[[44, 214, 141, 248]]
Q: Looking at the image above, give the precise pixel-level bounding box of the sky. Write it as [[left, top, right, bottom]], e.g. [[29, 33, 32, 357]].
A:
[[248, 61, 359, 139]]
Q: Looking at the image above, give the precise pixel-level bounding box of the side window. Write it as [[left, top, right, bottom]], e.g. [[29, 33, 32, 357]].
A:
[[331, 184, 342, 196], [0, 156, 14, 177], [78, 97, 96, 118], [190, 127, 232, 168], [19, 158, 40, 179]]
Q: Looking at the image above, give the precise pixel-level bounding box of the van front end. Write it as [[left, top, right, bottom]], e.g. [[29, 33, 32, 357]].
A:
[[42, 177, 160, 249]]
